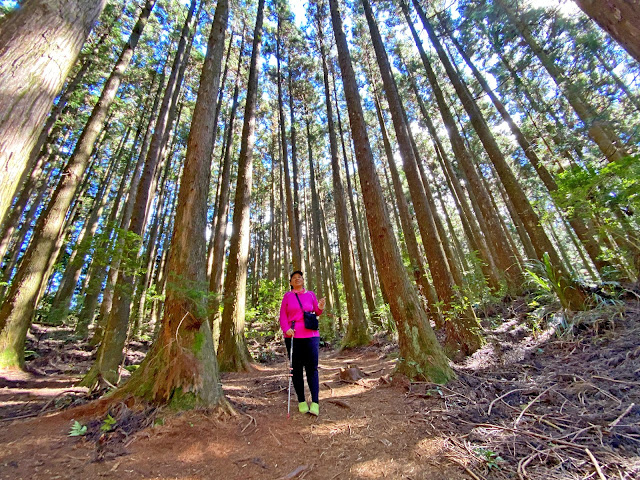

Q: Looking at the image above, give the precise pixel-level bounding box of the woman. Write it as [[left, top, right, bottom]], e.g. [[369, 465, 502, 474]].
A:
[[280, 270, 325, 416]]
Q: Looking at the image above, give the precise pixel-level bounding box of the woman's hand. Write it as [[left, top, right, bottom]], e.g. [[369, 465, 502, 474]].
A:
[[286, 328, 294, 337], [318, 297, 326, 310]]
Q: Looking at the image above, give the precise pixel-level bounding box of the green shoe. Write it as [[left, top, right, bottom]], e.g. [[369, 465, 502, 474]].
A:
[[298, 402, 309, 414], [309, 402, 319, 416]]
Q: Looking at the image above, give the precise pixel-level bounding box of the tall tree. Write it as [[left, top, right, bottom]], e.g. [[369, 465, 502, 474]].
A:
[[315, 4, 369, 347], [217, 0, 265, 372], [0, 0, 107, 224], [412, 0, 587, 310], [443, 26, 611, 276], [329, 0, 452, 381], [363, 0, 482, 354], [209, 32, 245, 344], [495, 0, 629, 164], [80, 0, 197, 386], [275, 8, 302, 272], [112, 0, 230, 408]]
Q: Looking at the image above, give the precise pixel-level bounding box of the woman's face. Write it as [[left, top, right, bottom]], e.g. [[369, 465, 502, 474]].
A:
[[290, 273, 304, 289]]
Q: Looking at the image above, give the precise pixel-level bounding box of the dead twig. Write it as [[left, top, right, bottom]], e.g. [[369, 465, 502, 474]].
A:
[[277, 465, 309, 479], [241, 414, 256, 433], [592, 375, 640, 386], [609, 403, 635, 428], [585, 448, 606, 480], [514, 386, 553, 427], [488, 389, 525, 416], [268, 427, 282, 446]]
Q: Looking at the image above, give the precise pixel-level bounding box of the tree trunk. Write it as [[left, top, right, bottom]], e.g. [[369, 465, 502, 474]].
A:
[[209, 34, 245, 340], [277, 17, 301, 272], [0, 0, 107, 225], [0, 0, 155, 370], [48, 130, 127, 324], [372, 91, 440, 321], [363, 0, 482, 355], [217, 0, 264, 372], [329, 0, 453, 381], [305, 117, 328, 312], [80, 1, 195, 384], [573, 0, 640, 64], [337, 106, 378, 317], [112, 0, 230, 410], [289, 70, 305, 274], [316, 11, 369, 347]]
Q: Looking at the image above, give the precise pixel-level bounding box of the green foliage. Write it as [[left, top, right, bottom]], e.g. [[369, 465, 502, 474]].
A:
[[524, 253, 570, 308], [245, 280, 286, 363], [461, 251, 507, 314], [23, 350, 38, 360], [69, 420, 88, 437], [374, 302, 395, 335], [474, 447, 504, 470], [553, 157, 640, 277], [554, 156, 640, 216], [100, 414, 117, 433]]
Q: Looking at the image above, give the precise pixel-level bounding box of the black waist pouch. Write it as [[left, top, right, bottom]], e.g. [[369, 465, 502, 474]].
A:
[[295, 293, 319, 330]]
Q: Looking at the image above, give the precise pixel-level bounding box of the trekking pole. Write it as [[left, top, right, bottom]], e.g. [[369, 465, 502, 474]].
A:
[[287, 321, 295, 419]]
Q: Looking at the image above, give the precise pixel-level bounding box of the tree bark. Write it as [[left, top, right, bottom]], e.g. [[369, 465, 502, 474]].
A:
[[447, 29, 611, 275], [372, 91, 440, 321], [0, 0, 107, 225], [573, 0, 640, 64], [399, 1, 521, 295]]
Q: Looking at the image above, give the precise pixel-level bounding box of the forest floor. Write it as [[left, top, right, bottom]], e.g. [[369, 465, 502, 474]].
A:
[[0, 295, 639, 479]]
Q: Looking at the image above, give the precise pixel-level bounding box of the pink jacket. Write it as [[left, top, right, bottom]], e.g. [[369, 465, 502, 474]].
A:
[[279, 290, 323, 338]]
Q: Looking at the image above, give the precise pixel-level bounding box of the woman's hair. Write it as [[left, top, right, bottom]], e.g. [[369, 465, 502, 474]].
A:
[[289, 270, 303, 289]]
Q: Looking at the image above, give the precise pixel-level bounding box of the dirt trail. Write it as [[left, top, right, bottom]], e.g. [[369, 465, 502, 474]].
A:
[[0, 347, 461, 480], [1, 301, 639, 479]]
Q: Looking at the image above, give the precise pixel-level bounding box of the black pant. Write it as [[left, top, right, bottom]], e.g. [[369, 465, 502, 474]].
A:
[[285, 337, 319, 404]]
